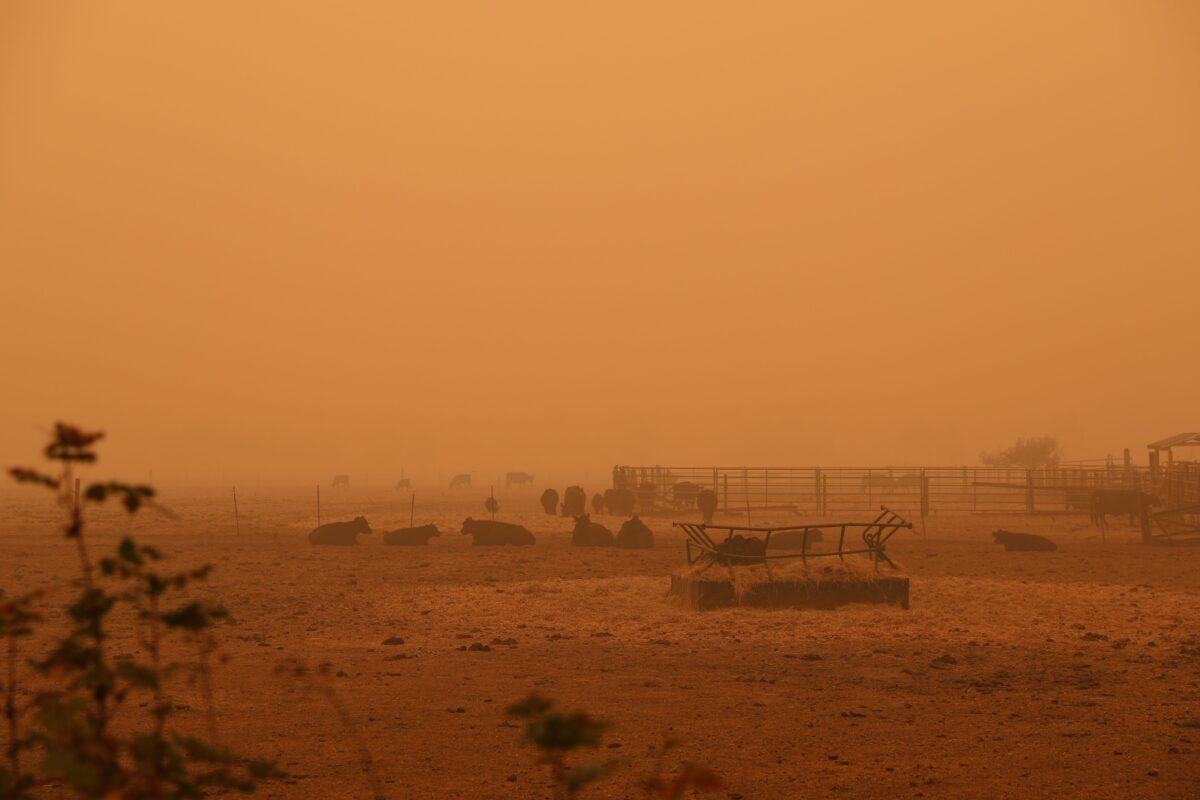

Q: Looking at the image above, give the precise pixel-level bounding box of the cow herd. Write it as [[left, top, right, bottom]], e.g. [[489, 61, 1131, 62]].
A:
[[305, 486, 1161, 550], [538, 486, 638, 518], [307, 512, 657, 549]]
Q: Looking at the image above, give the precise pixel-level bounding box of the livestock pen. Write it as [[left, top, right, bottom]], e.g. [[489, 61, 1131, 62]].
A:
[[612, 462, 1158, 517]]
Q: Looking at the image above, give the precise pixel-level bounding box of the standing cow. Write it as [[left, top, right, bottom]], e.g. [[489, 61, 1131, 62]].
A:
[[561, 486, 587, 518], [332, 474, 350, 489], [591, 493, 606, 515], [672, 481, 702, 510], [449, 474, 472, 489], [540, 488, 559, 515], [604, 488, 636, 517], [395, 477, 412, 491], [506, 472, 534, 487], [1090, 490, 1156, 537]]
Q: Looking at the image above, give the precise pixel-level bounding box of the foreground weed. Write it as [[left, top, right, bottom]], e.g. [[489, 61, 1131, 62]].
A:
[[3, 423, 280, 799], [508, 694, 722, 799], [508, 694, 611, 798]]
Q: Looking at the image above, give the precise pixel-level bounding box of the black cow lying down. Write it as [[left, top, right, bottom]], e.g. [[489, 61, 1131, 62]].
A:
[[383, 524, 441, 545], [992, 530, 1057, 552], [616, 516, 654, 549], [571, 515, 613, 547], [769, 529, 824, 549], [461, 518, 535, 546], [309, 516, 372, 545], [714, 534, 766, 564]]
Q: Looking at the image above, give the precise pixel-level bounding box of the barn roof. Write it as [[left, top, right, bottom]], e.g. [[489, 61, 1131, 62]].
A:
[[1147, 432, 1200, 450]]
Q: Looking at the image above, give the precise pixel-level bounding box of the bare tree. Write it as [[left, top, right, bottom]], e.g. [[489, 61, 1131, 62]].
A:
[[980, 436, 1061, 470]]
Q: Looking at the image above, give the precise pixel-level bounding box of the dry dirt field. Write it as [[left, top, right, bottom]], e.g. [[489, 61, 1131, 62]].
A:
[[3, 486, 1199, 799]]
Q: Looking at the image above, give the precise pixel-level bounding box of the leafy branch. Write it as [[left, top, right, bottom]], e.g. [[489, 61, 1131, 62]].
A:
[[3, 422, 280, 800]]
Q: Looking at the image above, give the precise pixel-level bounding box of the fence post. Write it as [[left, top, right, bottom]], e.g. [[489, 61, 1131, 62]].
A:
[[722, 474, 729, 511], [920, 468, 929, 519], [1025, 470, 1035, 514]]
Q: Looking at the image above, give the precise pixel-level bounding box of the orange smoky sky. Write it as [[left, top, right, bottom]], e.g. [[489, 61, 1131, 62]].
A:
[[1, 1, 1198, 485]]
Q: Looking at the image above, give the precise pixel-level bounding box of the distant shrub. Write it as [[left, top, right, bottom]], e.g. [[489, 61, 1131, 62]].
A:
[[980, 435, 1061, 470]]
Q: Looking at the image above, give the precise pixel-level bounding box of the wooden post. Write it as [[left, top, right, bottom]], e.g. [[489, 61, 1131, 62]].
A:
[[1025, 470, 1034, 514], [410, 491, 416, 528], [919, 469, 929, 520], [814, 468, 822, 516], [822, 474, 828, 515], [490, 485, 496, 521], [316, 484, 321, 528], [233, 486, 240, 535], [712, 468, 719, 510], [722, 474, 729, 511]]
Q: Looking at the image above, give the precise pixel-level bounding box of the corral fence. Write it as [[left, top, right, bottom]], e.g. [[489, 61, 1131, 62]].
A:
[[1161, 461, 1200, 509], [612, 462, 1182, 517]]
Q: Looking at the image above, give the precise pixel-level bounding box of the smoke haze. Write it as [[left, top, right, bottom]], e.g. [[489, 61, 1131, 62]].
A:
[[2, 1, 1198, 484]]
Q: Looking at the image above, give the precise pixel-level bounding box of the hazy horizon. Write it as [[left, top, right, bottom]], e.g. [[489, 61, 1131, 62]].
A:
[[3, 2, 1198, 484]]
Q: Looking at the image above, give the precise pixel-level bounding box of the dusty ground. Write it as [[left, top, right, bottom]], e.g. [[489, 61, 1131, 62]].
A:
[[2, 486, 1199, 799]]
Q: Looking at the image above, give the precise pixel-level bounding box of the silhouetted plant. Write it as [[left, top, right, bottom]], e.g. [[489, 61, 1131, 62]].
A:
[[0, 589, 41, 799], [508, 694, 723, 799], [637, 736, 723, 799], [508, 694, 611, 798], [3, 423, 280, 799]]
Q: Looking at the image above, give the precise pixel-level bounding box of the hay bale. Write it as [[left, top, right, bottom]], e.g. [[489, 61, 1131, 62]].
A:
[[670, 556, 909, 611]]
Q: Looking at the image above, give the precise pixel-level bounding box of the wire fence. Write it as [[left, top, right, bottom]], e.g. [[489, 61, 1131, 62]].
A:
[[612, 463, 1163, 517]]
